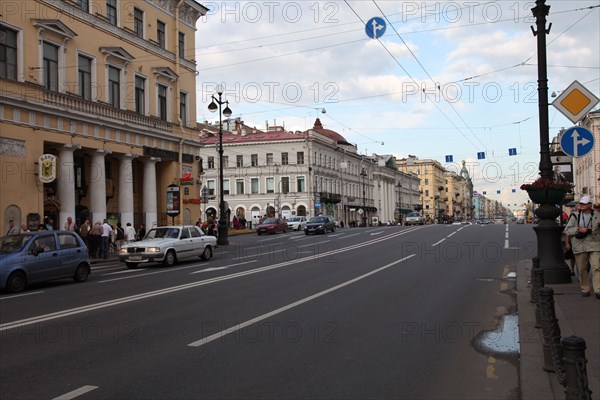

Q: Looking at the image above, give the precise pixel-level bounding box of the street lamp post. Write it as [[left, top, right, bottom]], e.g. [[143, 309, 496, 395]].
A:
[[208, 85, 232, 246], [531, 0, 570, 283], [360, 168, 367, 227], [397, 182, 403, 224]]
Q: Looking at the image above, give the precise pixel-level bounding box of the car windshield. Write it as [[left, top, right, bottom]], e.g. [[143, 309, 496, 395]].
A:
[[288, 218, 301, 222], [309, 217, 328, 223], [262, 218, 278, 224], [146, 228, 180, 239], [0, 234, 34, 254], [407, 213, 421, 218]]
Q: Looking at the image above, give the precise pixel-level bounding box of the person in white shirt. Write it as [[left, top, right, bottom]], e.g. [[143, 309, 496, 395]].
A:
[[101, 219, 112, 259], [124, 222, 136, 242]]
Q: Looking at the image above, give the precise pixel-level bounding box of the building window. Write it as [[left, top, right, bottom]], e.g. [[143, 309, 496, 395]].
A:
[[157, 84, 167, 121], [0, 25, 17, 81], [135, 75, 145, 114], [223, 179, 230, 195], [77, 0, 89, 12], [266, 153, 273, 166], [251, 178, 259, 194], [43, 41, 59, 91], [207, 157, 215, 169], [106, 0, 117, 25], [134, 8, 144, 38], [281, 177, 290, 194], [207, 180, 215, 196], [108, 65, 120, 108], [157, 20, 166, 49], [251, 154, 258, 167], [236, 155, 243, 167], [281, 152, 288, 165], [236, 179, 244, 194], [297, 176, 305, 192], [179, 91, 187, 126], [297, 151, 304, 165], [222, 156, 228, 168], [178, 32, 185, 58], [266, 177, 274, 193], [78, 54, 92, 100]]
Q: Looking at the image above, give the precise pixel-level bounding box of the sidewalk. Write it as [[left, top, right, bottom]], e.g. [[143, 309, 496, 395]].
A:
[[517, 260, 600, 399]]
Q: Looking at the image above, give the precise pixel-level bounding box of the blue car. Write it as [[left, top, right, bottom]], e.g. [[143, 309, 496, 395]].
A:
[[0, 231, 90, 293]]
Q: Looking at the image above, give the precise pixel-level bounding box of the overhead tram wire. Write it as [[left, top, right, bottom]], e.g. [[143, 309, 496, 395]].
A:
[[372, 0, 487, 152], [192, 4, 596, 70], [342, 0, 480, 151]]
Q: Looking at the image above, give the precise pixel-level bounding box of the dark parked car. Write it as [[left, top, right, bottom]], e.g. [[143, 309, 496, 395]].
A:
[[0, 231, 90, 293], [304, 216, 336, 235], [256, 218, 288, 235]]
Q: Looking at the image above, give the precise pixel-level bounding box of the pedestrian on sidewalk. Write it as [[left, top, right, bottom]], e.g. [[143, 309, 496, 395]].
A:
[[64, 216, 77, 231], [564, 195, 600, 298], [124, 222, 136, 243], [100, 219, 112, 259], [90, 221, 102, 258]]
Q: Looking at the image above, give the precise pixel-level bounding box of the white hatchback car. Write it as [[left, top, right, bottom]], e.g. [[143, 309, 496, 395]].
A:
[[119, 225, 216, 269], [286, 216, 307, 231]]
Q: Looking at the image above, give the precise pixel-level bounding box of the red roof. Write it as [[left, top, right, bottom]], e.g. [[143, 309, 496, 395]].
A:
[[310, 118, 350, 145]]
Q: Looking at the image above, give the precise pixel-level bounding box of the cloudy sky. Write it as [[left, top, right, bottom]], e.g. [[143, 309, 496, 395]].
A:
[[194, 1, 600, 209]]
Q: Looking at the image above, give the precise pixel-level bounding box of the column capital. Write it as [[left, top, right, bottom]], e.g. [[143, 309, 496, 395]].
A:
[[120, 153, 139, 160], [62, 143, 81, 151], [96, 149, 112, 155], [144, 157, 161, 163]]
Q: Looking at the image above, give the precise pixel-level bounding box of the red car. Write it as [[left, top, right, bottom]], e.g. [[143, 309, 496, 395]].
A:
[[256, 218, 288, 235]]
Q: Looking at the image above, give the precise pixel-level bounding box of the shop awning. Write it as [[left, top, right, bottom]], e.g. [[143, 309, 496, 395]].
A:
[[398, 208, 413, 214]]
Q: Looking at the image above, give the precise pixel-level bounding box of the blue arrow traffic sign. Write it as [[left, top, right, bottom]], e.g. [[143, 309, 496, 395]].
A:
[[365, 17, 386, 39], [560, 126, 595, 158], [445, 155, 453, 163]]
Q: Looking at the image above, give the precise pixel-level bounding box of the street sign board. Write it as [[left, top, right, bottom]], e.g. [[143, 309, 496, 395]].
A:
[[166, 184, 180, 217], [552, 80, 600, 124], [365, 17, 386, 39], [314, 201, 321, 207], [560, 126, 595, 158]]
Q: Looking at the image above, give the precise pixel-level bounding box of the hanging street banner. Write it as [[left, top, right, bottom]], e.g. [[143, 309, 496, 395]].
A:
[[552, 80, 599, 124]]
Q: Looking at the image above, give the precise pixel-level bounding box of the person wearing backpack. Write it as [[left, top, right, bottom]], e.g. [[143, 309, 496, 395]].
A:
[[564, 196, 600, 298]]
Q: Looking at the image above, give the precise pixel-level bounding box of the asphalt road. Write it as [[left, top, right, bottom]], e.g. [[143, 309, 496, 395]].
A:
[[0, 223, 538, 400]]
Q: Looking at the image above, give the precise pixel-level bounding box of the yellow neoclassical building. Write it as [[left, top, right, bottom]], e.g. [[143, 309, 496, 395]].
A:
[[1, 0, 209, 232]]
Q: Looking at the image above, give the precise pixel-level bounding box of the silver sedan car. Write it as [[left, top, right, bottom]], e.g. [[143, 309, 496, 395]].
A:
[[119, 225, 216, 269]]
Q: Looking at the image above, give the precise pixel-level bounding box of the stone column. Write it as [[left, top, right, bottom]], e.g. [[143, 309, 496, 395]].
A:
[[89, 149, 110, 223], [143, 157, 160, 229], [118, 154, 136, 227], [57, 144, 80, 229]]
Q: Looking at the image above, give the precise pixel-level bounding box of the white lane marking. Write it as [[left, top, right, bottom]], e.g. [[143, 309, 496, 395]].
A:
[[97, 264, 203, 283], [1, 228, 420, 332], [505, 224, 510, 249], [52, 385, 99, 400], [505, 239, 510, 249], [0, 291, 44, 300], [190, 260, 258, 274], [341, 233, 360, 239], [447, 232, 457, 237], [370, 231, 385, 236], [297, 241, 330, 248], [101, 268, 147, 276], [188, 254, 417, 347], [432, 238, 446, 247]]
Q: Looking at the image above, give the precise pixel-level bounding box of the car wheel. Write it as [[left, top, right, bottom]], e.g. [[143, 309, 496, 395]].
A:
[[257, 232, 261, 236], [331, 226, 336, 232], [73, 264, 90, 282], [126, 262, 138, 269], [201, 246, 212, 261], [305, 231, 309, 235], [163, 250, 176, 267], [6, 271, 26, 293]]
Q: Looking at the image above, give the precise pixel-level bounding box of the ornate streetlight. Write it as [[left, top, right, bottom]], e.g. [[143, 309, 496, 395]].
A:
[[208, 85, 232, 246], [360, 167, 368, 227]]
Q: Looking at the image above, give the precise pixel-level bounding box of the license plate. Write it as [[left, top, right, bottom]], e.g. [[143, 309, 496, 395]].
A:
[[128, 256, 142, 261]]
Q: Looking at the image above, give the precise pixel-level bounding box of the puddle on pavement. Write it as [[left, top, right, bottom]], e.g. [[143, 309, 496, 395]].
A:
[[472, 313, 520, 359]]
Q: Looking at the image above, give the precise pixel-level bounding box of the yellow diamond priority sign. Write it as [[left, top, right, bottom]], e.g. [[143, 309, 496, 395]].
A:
[[552, 80, 599, 124]]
